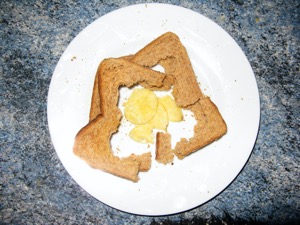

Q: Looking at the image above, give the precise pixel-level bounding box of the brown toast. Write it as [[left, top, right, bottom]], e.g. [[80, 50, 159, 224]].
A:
[[131, 32, 204, 107], [154, 97, 227, 162], [130, 32, 226, 161], [89, 71, 101, 121], [155, 132, 174, 165], [74, 58, 166, 182], [74, 111, 142, 182], [89, 55, 133, 121], [89, 55, 173, 121], [75, 32, 227, 181], [173, 97, 227, 159], [98, 58, 166, 116], [89, 32, 202, 120]]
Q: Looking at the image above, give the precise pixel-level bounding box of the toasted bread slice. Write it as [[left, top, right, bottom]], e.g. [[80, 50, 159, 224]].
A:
[[89, 71, 101, 121], [90, 32, 203, 120], [155, 98, 227, 161], [74, 58, 167, 182], [77, 32, 227, 182], [98, 58, 166, 116], [89, 54, 173, 121], [173, 97, 227, 159], [131, 32, 226, 158], [74, 111, 141, 182], [89, 55, 133, 121], [155, 132, 174, 164], [131, 32, 204, 107]]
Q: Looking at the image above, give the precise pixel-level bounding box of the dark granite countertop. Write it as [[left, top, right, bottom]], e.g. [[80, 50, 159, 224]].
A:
[[1, 0, 299, 224]]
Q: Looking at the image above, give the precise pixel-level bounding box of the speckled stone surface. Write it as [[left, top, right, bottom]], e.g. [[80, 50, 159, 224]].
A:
[[1, 0, 299, 224]]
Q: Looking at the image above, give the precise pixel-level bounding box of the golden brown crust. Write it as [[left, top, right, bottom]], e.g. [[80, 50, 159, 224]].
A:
[[74, 111, 142, 181], [89, 55, 134, 121], [155, 132, 174, 164], [128, 152, 152, 172], [132, 32, 226, 159], [89, 72, 101, 121], [74, 58, 167, 182], [90, 32, 204, 119], [173, 97, 227, 159], [75, 32, 227, 182], [131, 32, 204, 107], [89, 55, 173, 121], [98, 58, 166, 116]]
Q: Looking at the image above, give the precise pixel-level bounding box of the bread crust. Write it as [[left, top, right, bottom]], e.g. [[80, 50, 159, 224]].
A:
[[75, 32, 227, 181], [89, 32, 204, 120], [131, 32, 204, 107], [74, 58, 166, 182], [89, 55, 134, 121], [89, 71, 101, 121], [155, 132, 174, 164], [173, 97, 227, 159]]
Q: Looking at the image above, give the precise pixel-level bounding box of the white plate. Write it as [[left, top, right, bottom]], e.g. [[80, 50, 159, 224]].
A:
[[47, 3, 260, 215]]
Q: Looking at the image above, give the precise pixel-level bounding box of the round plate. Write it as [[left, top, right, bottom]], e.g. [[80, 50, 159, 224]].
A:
[[47, 3, 260, 215]]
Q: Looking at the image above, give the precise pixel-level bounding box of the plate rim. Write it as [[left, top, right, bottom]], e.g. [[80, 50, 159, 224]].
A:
[[47, 2, 260, 216]]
